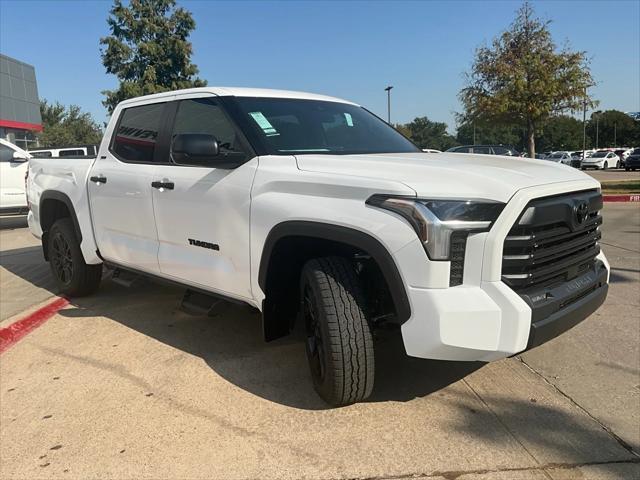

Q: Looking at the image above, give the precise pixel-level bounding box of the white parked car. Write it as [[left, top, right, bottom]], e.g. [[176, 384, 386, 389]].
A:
[[0, 139, 30, 215], [544, 151, 572, 165], [26, 87, 609, 406], [581, 150, 619, 170]]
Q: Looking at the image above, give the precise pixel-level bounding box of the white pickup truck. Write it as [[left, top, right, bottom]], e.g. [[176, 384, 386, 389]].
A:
[[27, 87, 609, 406]]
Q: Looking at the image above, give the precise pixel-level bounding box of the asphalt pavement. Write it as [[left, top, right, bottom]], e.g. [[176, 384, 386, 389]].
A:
[[0, 205, 638, 480]]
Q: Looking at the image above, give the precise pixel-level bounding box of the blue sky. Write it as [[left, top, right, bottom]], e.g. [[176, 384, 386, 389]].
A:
[[1, 0, 638, 130]]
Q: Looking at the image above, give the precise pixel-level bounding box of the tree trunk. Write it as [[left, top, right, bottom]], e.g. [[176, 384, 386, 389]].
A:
[[527, 119, 535, 158]]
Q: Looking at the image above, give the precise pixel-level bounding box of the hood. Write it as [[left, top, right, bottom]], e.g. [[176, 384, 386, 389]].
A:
[[296, 152, 599, 203]]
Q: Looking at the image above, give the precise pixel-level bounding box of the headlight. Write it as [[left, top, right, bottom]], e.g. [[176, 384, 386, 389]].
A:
[[366, 195, 504, 260]]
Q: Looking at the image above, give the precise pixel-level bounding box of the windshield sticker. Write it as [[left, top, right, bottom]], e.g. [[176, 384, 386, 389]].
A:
[[249, 112, 278, 135], [344, 113, 354, 127]]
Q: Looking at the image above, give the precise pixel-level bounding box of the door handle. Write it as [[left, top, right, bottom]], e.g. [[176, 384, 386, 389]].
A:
[[151, 181, 174, 190], [90, 175, 107, 184]]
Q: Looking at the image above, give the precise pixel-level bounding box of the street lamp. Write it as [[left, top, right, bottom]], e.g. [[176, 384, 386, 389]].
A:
[[582, 87, 587, 162], [384, 86, 393, 124]]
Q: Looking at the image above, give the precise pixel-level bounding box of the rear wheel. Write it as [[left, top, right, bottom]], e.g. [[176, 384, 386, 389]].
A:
[[48, 218, 102, 296], [300, 256, 374, 406]]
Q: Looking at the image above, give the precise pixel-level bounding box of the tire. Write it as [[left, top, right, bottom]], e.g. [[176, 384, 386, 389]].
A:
[[626, 168, 630, 172], [603, 161, 608, 170], [48, 218, 102, 297], [300, 256, 374, 406]]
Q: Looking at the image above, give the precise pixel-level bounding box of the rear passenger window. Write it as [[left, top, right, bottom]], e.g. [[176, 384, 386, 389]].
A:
[[59, 149, 84, 157], [111, 103, 165, 163], [472, 146, 492, 154]]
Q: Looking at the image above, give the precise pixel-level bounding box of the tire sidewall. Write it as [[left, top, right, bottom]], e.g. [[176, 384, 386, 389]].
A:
[[48, 219, 86, 294], [300, 265, 337, 400]]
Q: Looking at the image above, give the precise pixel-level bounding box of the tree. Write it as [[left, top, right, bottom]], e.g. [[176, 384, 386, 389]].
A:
[[38, 100, 103, 148], [100, 0, 206, 113], [536, 115, 584, 152], [459, 2, 596, 157], [397, 117, 458, 150], [586, 110, 640, 148], [456, 120, 523, 150]]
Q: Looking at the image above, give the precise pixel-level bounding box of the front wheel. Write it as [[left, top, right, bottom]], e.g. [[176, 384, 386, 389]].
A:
[[603, 161, 608, 170], [300, 256, 374, 406], [48, 218, 102, 296]]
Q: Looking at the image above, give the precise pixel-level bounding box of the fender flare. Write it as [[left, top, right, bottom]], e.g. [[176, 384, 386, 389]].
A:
[[39, 190, 83, 242], [258, 221, 411, 323]]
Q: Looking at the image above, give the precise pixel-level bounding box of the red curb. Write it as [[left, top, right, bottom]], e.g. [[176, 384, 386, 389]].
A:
[[0, 297, 69, 354], [603, 194, 640, 203]]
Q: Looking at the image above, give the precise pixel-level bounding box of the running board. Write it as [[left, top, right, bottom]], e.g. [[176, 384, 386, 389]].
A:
[[180, 290, 230, 317], [110, 268, 141, 288]]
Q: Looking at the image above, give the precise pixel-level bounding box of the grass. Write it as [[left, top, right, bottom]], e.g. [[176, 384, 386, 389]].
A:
[[600, 180, 640, 194]]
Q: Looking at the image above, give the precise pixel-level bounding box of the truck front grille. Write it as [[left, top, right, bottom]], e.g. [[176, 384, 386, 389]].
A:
[[502, 190, 603, 292]]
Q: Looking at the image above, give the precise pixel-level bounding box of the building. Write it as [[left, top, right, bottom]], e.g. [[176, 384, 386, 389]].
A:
[[0, 54, 42, 149]]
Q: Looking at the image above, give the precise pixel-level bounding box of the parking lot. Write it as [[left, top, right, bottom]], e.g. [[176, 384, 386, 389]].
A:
[[0, 203, 639, 480]]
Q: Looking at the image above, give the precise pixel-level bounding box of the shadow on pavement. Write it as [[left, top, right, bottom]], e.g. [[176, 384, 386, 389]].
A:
[[445, 396, 639, 471], [609, 267, 639, 284], [0, 245, 57, 292], [39, 275, 483, 410]]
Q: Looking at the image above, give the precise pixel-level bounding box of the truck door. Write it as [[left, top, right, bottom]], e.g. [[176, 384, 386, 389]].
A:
[[151, 96, 257, 301], [88, 101, 169, 274]]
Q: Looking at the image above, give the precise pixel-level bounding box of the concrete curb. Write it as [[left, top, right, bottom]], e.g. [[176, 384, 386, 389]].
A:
[[603, 194, 640, 203]]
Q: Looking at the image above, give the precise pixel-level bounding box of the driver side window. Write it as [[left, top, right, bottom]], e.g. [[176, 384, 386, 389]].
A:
[[170, 98, 249, 165]]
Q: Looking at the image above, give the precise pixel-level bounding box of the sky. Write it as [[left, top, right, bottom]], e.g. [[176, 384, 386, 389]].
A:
[[1, 0, 638, 131]]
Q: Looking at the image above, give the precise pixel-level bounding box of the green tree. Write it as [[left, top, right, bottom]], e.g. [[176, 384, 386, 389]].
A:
[[456, 121, 524, 150], [397, 117, 458, 150], [586, 110, 640, 149], [459, 2, 596, 157], [536, 115, 584, 152], [38, 100, 103, 148], [100, 0, 206, 113]]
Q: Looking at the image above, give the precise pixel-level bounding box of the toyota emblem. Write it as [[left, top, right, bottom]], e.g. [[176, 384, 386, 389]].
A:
[[575, 202, 589, 224]]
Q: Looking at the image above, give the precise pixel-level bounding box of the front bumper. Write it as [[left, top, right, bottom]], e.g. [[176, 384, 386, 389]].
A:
[[581, 161, 604, 169], [400, 258, 608, 361], [395, 180, 609, 362]]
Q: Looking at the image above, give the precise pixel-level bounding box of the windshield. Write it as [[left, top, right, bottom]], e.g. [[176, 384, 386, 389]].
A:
[[592, 152, 607, 158], [234, 97, 419, 155], [549, 153, 563, 158]]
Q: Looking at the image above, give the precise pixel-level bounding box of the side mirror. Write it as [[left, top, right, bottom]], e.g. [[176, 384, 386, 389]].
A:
[[171, 133, 219, 166], [11, 151, 29, 163]]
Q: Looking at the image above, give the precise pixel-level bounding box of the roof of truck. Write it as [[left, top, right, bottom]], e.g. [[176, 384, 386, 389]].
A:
[[118, 87, 357, 107]]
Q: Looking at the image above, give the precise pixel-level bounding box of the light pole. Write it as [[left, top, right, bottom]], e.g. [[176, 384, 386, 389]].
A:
[[582, 88, 587, 162], [614, 122, 617, 147], [384, 86, 393, 124], [596, 115, 599, 149]]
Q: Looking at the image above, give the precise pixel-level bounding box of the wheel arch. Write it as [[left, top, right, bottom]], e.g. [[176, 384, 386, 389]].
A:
[[39, 191, 83, 260], [258, 221, 411, 341]]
